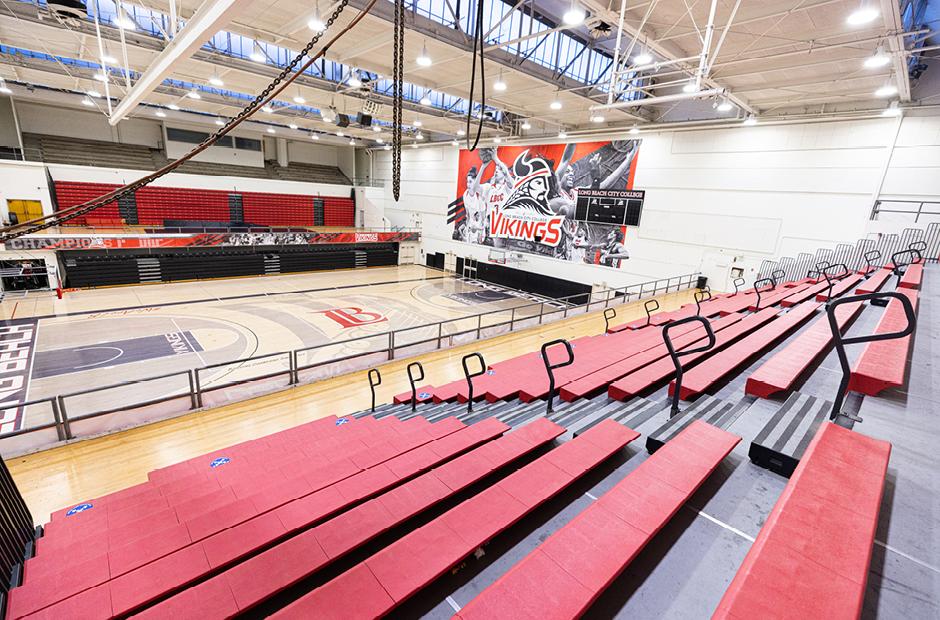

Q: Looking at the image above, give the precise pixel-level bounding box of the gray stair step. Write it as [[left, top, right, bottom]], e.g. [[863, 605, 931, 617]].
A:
[[646, 395, 751, 453], [749, 392, 833, 478]]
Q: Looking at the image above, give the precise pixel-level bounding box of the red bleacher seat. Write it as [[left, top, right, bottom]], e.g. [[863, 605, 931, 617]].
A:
[[560, 312, 746, 402], [608, 307, 778, 401], [712, 423, 890, 620], [848, 287, 919, 395], [10, 417, 504, 618], [271, 420, 641, 618], [855, 268, 891, 294], [745, 282, 813, 311], [746, 301, 864, 398], [779, 279, 835, 307], [136, 418, 567, 618], [814, 274, 863, 302], [898, 262, 923, 290], [456, 421, 740, 619], [671, 302, 820, 400]]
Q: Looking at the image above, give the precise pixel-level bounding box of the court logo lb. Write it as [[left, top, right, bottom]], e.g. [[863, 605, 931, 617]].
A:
[[209, 457, 231, 468], [336, 418, 350, 426], [318, 307, 388, 329]]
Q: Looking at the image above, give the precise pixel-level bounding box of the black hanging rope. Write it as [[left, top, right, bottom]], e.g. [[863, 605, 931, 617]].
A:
[[390, 0, 405, 201], [465, 0, 486, 151]]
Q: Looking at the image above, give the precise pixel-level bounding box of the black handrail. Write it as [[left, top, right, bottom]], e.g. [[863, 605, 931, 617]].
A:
[[461, 352, 487, 413], [909, 240, 927, 260], [819, 263, 848, 303], [732, 277, 746, 295], [771, 269, 786, 286], [540, 339, 575, 414], [367, 368, 381, 413], [827, 292, 916, 425], [603, 308, 616, 333], [815, 260, 832, 272], [807, 269, 820, 280], [753, 277, 775, 311], [891, 248, 921, 285], [694, 289, 712, 316], [863, 250, 882, 275], [643, 299, 660, 326], [663, 316, 717, 416], [406, 361, 424, 412]]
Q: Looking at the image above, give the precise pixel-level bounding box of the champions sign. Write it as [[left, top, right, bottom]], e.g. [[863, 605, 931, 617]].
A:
[[449, 140, 642, 268]]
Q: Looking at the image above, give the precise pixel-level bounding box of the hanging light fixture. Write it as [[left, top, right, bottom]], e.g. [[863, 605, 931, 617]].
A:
[[875, 82, 898, 97], [493, 73, 507, 92], [864, 45, 891, 69], [562, 2, 585, 26], [742, 114, 757, 126], [308, 5, 325, 32], [457, 128, 466, 136], [413, 119, 423, 127], [682, 79, 699, 93], [155, 110, 167, 117], [590, 114, 605, 123], [215, 118, 225, 125], [209, 74, 224, 87], [186, 89, 201, 99], [558, 130, 567, 139], [520, 120, 531, 130], [289, 123, 299, 130], [250, 42, 266, 63], [882, 101, 901, 117], [347, 71, 362, 88], [86, 89, 102, 98], [168, 103, 180, 110], [311, 133, 320, 140], [633, 49, 653, 65], [416, 42, 432, 67], [420, 92, 432, 106], [262, 104, 274, 113], [847, 4, 879, 25], [550, 98, 562, 110], [115, 4, 136, 30], [628, 125, 640, 135], [716, 97, 733, 112]]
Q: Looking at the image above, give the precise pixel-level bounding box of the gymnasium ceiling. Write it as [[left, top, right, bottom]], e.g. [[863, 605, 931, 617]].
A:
[[0, 0, 937, 146]]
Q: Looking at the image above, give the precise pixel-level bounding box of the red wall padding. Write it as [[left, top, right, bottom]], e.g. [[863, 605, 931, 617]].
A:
[[53, 181, 356, 227]]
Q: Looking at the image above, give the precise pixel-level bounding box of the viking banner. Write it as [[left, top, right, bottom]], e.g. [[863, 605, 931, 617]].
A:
[[451, 140, 643, 268]]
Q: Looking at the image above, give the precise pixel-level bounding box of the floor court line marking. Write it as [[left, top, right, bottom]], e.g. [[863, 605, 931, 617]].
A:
[[584, 491, 599, 500], [688, 506, 756, 542], [445, 596, 462, 612], [874, 539, 940, 574], [171, 318, 208, 368]]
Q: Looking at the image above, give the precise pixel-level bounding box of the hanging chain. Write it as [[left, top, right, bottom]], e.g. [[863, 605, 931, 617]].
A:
[[390, 0, 405, 202], [465, 0, 485, 151], [1, 0, 353, 242]]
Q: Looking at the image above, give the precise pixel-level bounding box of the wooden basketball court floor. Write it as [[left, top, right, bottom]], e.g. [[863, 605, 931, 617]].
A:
[[0, 265, 566, 436]]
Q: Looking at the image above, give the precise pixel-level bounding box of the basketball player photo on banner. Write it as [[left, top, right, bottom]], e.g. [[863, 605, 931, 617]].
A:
[[448, 140, 644, 268]]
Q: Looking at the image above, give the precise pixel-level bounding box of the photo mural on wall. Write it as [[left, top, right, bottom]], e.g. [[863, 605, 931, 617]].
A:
[[448, 140, 644, 268]]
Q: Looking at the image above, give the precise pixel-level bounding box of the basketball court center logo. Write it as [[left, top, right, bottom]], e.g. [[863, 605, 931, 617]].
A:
[[317, 307, 388, 329]]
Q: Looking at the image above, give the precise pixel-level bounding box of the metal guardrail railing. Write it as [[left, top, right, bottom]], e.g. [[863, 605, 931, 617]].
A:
[[0, 271, 701, 453]]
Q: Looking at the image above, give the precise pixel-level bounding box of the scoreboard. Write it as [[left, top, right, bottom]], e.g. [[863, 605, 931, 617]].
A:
[[574, 189, 645, 227]]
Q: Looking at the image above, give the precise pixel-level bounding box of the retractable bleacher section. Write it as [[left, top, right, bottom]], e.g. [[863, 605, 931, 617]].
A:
[[7, 262, 934, 618], [53, 181, 355, 227]]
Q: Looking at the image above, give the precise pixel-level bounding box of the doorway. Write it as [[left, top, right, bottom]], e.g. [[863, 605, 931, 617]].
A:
[[6, 200, 43, 226]]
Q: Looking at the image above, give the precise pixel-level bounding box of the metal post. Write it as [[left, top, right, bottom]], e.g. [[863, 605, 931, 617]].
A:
[[194, 369, 203, 408], [50, 398, 65, 441], [288, 351, 297, 385], [510, 307, 516, 329], [187, 370, 197, 409], [57, 396, 73, 440], [437, 322, 443, 348], [476, 314, 482, 339], [538, 302, 545, 324], [388, 331, 395, 360]]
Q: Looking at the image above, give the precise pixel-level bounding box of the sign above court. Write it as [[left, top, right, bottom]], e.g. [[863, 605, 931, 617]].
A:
[[449, 140, 642, 269], [2, 231, 420, 251]]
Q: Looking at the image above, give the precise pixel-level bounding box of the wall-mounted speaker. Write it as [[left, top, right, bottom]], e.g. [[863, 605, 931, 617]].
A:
[[336, 114, 350, 128], [357, 113, 373, 127]]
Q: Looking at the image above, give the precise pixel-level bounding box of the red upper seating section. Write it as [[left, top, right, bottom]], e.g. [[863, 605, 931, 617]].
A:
[[53, 181, 355, 227]]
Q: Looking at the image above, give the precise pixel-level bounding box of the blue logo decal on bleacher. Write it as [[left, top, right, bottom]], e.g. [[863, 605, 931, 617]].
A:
[[209, 457, 230, 468], [66, 503, 93, 516], [336, 418, 350, 426], [419, 392, 431, 399], [487, 369, 495, 375]]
